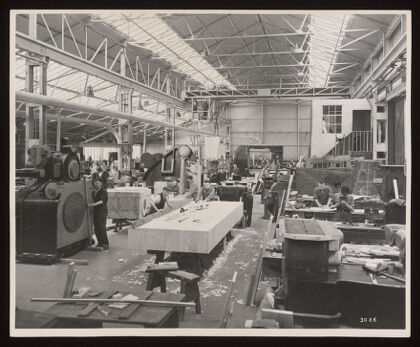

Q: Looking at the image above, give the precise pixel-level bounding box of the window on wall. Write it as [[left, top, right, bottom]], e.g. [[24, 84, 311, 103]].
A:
[[322, 105, 342, 134], [377, 119, 386, 143]]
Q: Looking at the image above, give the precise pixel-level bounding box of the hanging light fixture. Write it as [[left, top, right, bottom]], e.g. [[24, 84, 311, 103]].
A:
[[86, 85, 95, 97], [137, 96, 144, 110]]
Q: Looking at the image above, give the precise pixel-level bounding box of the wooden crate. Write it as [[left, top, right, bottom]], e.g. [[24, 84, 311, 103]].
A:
[[128, 201, 244, 254], [107, 187, 151, 220], [282, 219, 343, 281]]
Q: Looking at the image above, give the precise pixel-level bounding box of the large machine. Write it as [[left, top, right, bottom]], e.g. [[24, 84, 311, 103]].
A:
[[234, 145, 283, 177], [15, 145, 92, 263], [141, 146, 195, 192]]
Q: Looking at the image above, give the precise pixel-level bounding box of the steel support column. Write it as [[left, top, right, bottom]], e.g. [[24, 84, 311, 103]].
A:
[[117, 87, 133, 171], [297, 101, 300, 160], [56, 109, 61, 151], [143, 127, 147, 153], [25, 52, 49, 153]]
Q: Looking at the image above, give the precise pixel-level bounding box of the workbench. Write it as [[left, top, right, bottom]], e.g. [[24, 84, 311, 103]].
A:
[[263, 219, 405, 328], [285, 263, 405, 328], [43, 291, 185, 328], [129, 201, 243, 254], [261, 250, 405, 328], [15, 308, 58, 328], [284, 206, 369, 223], [221, 180, 248, 186], [335, 223, 385, 244]]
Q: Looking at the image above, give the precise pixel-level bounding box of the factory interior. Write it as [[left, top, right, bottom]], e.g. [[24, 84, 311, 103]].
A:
[[12, 11, 410, 333]]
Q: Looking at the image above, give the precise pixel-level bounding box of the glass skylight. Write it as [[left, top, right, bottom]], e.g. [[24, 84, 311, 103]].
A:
[[307, 14, 351, 87], [94, 12, 235, 90]]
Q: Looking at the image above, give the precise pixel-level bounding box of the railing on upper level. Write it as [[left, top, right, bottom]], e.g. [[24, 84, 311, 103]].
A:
[[327, 131, 373, 157]]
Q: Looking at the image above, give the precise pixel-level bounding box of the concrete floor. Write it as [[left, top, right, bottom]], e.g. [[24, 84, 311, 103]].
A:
[[15, 195, 272, 328]]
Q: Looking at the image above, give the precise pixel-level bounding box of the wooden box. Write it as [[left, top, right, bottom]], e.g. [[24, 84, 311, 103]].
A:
[[128, 201, 243, 254], [107, 187, 151, 220], [282, 219, 343, 281]]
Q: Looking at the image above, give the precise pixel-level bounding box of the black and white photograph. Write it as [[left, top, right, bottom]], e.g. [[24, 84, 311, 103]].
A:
[[9, 10, 411, 337]]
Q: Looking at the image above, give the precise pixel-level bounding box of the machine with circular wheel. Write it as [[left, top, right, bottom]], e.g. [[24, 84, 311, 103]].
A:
[[15, 146, 92, 264]]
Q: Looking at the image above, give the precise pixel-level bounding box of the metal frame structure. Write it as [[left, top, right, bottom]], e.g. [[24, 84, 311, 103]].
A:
[[13, 12, 406, 145], [185, 86, 350, 99]]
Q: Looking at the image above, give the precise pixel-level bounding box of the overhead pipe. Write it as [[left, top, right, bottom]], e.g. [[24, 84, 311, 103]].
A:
[[83, 130, 113, 143], [16, 110, 121, 143], [16, 91, 260, 143]]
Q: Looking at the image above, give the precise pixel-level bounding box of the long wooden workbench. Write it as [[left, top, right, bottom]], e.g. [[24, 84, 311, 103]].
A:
[[128, 201, 244, 254], [335, 223, 385, 244], [284, 206, 371, 223]]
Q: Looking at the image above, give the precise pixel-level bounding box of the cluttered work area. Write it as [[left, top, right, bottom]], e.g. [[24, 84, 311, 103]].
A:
[[11, 10, 410, 335]]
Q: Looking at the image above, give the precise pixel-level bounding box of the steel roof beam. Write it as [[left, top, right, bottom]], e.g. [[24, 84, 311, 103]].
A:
[[212, 62, 357, 70], [184, 31, 310, 42], [338, 30, 379, 50], [16, 33, 190, 110], [209, 50, 308, 57]]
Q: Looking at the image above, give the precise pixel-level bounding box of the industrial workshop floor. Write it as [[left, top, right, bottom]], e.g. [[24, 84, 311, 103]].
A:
[[15, 195, 272, 329]]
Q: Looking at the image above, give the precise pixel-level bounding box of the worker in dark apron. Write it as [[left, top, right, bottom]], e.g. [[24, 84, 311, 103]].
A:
[[147, 187, 173, 215], [89, 179, 109, 249]]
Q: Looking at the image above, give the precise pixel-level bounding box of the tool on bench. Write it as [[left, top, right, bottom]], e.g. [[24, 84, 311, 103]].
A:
[[73, 287, 91, 298], [178, 216, 189, 223], [87, 290, 103, 297], [369, 273, 378, 285], [363, 264, 405, 284], [97, 305, 112, 317], [118, 292, 154, 320], [78, 290, 119, 317]]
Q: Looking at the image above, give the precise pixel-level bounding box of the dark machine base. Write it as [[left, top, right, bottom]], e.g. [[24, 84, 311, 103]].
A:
[[16, 252, 58, 265], [16, 237, 91, 265]]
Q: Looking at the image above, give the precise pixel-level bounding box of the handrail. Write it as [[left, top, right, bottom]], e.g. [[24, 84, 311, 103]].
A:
[[327, 130, 373, 157]]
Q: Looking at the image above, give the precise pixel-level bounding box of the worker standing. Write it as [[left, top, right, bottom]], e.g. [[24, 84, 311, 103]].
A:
[[168, 178, 180, 196], [197, 179, 218, 202], [232, 164, 241, 180], [88, 178, 109, 250], [185, 176, 199, 200]]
